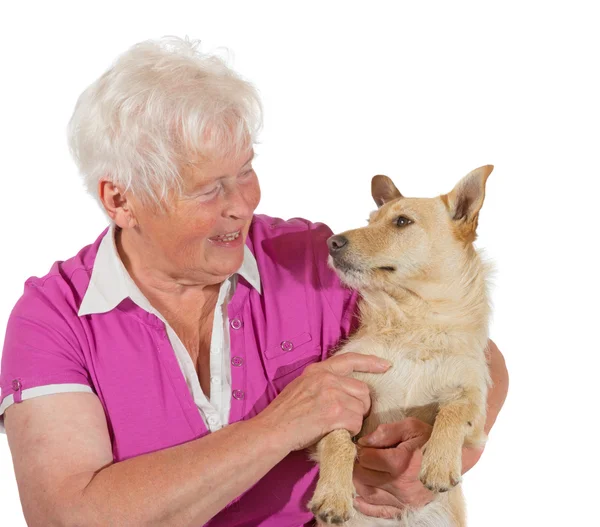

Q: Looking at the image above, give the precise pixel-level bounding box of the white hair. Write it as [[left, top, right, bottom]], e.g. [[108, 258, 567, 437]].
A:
[[67, 35, 263, 208]]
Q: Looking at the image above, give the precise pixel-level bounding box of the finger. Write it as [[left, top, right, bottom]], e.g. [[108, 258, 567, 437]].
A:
[[358, 418, 432, 447], [336, 377, 371, 415], [353, 484, 401, 508], [324, 352, 391, 376], [353, 463, 393, 488], [330, 393, 368, 434], [462, 445, 484, 474], [357, 444, 421, 474], [353, 497, 401, 520]]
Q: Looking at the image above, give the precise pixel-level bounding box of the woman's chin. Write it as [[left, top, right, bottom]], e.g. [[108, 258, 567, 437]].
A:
[[206, 249, 245, 275]]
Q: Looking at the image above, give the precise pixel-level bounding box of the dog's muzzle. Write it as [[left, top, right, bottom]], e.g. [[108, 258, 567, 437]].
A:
[[327, 235, 348, 255], [327, 235, 363, 274]]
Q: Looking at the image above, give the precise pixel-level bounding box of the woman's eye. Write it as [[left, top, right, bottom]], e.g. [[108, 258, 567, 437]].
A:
[[395, 216, 413, 227], [199, 185, 220, 197], [239, 168, 254, 178]]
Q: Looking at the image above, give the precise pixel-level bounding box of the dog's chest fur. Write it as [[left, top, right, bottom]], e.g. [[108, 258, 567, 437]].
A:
[[337, 328, 488, 437]]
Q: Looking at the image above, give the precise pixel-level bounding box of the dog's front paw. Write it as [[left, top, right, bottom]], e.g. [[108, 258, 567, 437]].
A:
[[419, 446, 462, 493], [308, 485, 355, 525]]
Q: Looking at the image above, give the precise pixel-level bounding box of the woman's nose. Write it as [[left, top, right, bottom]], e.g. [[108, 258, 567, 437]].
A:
[[224, 183, 253, 219]]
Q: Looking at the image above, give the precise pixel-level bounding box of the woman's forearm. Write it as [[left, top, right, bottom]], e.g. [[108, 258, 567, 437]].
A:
[[462, 339, 508, 473], [65, 416, 290, 527], [484, 339, 509, 435]]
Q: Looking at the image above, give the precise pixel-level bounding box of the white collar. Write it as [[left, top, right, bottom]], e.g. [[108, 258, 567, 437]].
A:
[[78, 224, 261, 317]]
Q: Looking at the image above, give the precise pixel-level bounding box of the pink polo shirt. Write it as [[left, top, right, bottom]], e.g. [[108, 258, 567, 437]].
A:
[[0, 213, 359, 527]]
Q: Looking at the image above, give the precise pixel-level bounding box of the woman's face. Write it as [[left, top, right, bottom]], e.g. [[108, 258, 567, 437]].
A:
[[127, 148, 261, 285]]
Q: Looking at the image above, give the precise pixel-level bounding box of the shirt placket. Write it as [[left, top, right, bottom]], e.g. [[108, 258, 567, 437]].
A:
[[164, 324, 222, 431], [209, 279, 232, 428], [227, 284, 248, 423]]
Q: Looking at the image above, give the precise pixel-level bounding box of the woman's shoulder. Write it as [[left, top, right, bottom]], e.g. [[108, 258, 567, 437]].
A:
[[0, 233, 103, 434], [11, 228, 108, 319], [249, 213, 357, 296], [248, 214, 360, 340], [250, 213, 334, 235], [248, 214, 335, 274], [249, 213, 336, 255]]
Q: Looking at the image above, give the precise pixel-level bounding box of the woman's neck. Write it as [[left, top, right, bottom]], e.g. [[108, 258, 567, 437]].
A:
[[116, 226, 222, 324]]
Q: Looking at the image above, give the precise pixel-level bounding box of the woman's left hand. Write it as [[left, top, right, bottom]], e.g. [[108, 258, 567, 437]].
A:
[[352, 418, 484, 519]]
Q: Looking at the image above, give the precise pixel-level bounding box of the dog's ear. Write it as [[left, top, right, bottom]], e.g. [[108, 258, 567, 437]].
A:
[[372, 175, 403, 208], [443, 165, 493, 223]]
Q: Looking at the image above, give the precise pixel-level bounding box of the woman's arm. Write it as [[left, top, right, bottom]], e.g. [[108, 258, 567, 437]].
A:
[[5, 391, 290, 527], [483, 339, 509, 434], [462, 338, 509, 472], [5, 352, 389, 527]]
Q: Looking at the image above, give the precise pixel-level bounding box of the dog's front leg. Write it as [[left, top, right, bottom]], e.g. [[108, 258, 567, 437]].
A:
[[308, 429, 357, 525], [419, 386, 486, 493]]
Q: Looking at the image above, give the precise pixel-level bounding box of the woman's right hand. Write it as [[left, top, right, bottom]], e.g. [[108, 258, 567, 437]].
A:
[[255, 352, 392, 452]]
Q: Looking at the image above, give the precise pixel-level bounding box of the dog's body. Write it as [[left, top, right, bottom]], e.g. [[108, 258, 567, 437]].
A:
[[308, 166, 494, 526]]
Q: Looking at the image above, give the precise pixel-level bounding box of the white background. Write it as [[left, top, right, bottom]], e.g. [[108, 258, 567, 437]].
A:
[[1, 1, 598, 525]]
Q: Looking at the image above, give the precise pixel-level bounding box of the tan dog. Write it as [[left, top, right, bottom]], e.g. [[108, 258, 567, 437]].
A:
[[308, 166, 494, 526]]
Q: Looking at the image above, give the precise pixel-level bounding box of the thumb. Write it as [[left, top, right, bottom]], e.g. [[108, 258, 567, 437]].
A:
[[358, 426, 399, 448], [353, 497, 402, 519], [358, 419, 431, 447]]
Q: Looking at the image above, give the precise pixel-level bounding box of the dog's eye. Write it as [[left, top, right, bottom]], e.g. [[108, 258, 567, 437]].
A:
[[395, 216, 413, 227]]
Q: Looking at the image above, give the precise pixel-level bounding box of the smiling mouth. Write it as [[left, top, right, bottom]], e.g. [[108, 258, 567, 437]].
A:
[[209, 230, 241, 242]]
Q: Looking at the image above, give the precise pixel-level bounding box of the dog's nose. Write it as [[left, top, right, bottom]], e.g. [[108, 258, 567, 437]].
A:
[[327, 235, 349, 254]]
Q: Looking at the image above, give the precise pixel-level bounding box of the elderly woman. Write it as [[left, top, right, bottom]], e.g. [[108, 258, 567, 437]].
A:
[[0, 37, 508, 527]]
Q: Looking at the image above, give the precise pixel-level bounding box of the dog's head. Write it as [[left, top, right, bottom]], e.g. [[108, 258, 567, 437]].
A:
[[327, 165, 493, 294]]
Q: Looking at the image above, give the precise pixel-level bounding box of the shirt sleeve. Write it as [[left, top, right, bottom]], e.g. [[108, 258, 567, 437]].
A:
[[0, 279, 94, 434]]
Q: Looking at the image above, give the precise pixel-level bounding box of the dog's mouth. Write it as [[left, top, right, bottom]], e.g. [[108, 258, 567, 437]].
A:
[[331, 257, 396, 275], [332, 259, 363, 274]]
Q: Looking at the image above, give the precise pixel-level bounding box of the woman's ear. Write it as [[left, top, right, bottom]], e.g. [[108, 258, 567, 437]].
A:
[[98, 179, 138, 228]]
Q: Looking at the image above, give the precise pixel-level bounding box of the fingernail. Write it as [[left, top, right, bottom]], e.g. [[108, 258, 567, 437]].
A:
[[377, 359, 392, 370], [358, 435, 372, 446]]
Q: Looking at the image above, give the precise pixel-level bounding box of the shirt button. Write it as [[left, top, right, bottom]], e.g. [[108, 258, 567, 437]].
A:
[[231, 356, 244, 367], [211, 376, 221, 385], [232, 389, 245, 400], [230, 318, 243, 330], [208, 415, 219, 425], [280, 340, 294, 352], [12, 379, 21, 391]]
